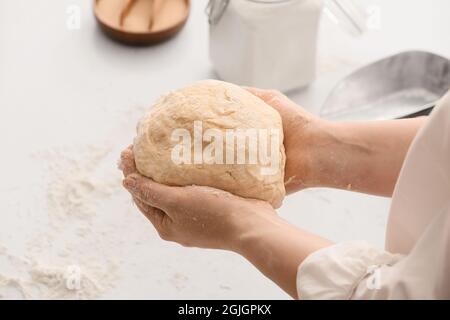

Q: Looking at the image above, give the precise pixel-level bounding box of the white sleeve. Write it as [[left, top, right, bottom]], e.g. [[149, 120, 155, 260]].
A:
[[297, 207, 450, 300], [296, 241, 403, 299]]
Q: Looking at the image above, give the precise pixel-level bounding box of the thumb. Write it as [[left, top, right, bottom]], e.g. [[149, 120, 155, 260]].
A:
[[243, 87, 286, 111], [123, 174, 181, 214], [243, 86, 278, 101], [243, 86, 269, 99]]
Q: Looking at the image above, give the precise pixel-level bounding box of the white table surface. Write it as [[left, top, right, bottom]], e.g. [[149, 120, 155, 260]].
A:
[[0, 0, 449, 299]]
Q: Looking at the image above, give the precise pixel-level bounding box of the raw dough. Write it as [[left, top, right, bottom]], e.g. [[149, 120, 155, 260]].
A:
[[134, 80, 286, 208]]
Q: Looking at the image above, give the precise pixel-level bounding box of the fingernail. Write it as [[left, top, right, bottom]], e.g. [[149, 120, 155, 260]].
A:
[[123, 176, 137, 190]]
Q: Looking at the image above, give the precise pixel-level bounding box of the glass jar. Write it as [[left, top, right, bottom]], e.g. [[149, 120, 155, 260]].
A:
[[207, 0, 324, 92]]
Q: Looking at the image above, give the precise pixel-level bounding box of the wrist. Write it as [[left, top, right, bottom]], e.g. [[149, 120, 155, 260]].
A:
[[229, 206, 333, 299], [304, 120, 371, 190], [285, 116, 340, 190], [228, 209, 283, 255]]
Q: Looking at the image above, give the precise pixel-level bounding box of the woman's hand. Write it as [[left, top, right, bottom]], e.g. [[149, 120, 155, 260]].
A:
[[245, 87, 426, 197], [120, 146, 277, 251], [120, 146, 332, 298], [118, 86, 425, 298], [244, 87, 329, 193]]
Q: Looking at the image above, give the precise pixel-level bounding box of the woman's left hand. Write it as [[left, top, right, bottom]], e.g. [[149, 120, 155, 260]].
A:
[[120, 146, 278, 251], [120, 146, 331, 299]]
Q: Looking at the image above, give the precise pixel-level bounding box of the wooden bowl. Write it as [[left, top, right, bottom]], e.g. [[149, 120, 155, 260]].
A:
[[94, 0, 191, 46]]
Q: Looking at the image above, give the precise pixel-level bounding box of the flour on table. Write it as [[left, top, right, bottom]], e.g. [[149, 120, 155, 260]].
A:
[[36, 145, 121, 222], [28, 263, 102, 299], [0, 101, 166, 300], [0, 248, 114, 299], [1, 144, 124, 299], [0, 275, 29, 299]]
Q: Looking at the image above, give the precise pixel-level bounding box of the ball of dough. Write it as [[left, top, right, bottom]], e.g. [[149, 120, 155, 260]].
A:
[[134, 80, 286, 208]]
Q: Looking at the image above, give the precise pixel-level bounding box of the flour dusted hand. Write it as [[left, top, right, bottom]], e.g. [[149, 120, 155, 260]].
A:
[[120, 147, 277, 250], [133, 80, 286, 208]]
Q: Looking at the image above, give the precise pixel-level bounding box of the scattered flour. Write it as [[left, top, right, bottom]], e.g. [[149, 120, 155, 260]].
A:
[[0, 103, 153, 300], [28, 264, 102, 299], [36, 145, 121, 222], [0, 255, 114, 299], [1, 144, 124, 299], [0, 275, 29, 299]]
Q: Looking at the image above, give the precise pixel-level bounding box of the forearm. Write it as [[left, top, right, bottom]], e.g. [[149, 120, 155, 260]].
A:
[[300, 117, 426, 196], [233, 214, 332, 299]]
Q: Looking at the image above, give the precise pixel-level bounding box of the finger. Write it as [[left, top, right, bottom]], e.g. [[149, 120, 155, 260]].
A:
[[133, 195, 153, 213], [243, 86, 279, 101], [133, 197, 167, 229], [243, 87, 288, 111], [243, 86, 267, 99], [120, 146, 137, 177], [123, 174, 181, 214]]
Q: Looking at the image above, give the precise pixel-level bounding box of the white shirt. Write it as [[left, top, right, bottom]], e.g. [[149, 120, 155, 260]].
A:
[[297, 90, 450, 300]]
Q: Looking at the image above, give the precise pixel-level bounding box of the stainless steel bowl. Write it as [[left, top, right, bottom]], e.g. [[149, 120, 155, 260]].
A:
[[321, 51, 450, 121]]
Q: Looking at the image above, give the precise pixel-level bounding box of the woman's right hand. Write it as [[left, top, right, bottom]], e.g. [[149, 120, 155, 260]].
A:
[[245, 87, 426, 197]]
